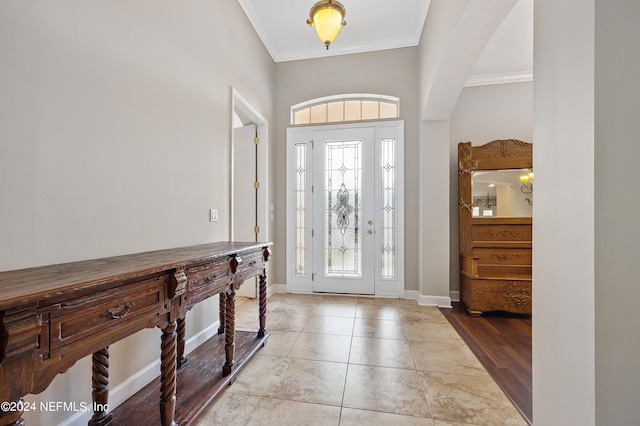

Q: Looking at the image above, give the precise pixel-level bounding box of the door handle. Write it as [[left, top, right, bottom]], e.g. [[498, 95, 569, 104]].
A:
[[367, 230, 373, 235]]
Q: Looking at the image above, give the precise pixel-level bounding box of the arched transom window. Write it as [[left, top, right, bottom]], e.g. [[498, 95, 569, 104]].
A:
[[291, 94, 399, 125]]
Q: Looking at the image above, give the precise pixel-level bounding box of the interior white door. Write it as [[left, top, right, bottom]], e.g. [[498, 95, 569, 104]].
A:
[[233, 123, 257, 298], [312, 127, 376, 294]]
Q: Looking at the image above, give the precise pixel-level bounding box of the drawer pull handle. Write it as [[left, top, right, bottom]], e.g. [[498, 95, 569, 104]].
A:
[[205, 274, 218, 283], [104, 303, 134, 319], [491, 254, 520, 261], [491, 230, 519, 238]]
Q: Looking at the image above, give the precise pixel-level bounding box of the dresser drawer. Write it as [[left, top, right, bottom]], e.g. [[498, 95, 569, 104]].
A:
[[473, 248, 531, 266], [49, 275, 168, 350], [472, 224, 531, 242], [461, 275, 532, 315], [185, 260, 231, 305]]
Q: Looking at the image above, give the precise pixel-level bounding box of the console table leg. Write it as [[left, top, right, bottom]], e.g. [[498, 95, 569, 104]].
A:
[[88, 347, 112, 426], [160, 321, 177, 426], [217, 293, 226, 335], [258, 272, 267, 338], [223, 290, 236, 375], [176, 317, 187, 368]]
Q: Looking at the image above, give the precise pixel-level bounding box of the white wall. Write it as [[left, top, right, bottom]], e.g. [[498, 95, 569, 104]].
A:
[[533, 0, 595, 424], [533, 2, 640, 423], [273, 47, 421, 292], [449, 82, 533, 293], [0, 1, 275, 424]]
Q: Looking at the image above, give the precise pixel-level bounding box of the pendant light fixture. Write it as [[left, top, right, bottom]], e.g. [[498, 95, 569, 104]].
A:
[[307, 0, 347, 50]]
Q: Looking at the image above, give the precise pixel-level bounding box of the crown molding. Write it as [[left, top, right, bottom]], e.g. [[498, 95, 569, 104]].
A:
[[465, 70, 533, 87]]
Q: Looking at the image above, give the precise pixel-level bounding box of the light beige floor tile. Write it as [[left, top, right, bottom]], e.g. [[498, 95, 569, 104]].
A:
[[421, 371, 528, 426], [353, 317, 406, 340], [247, 397, 341, 426], [398, 306, 450, 324], [236, 296, 259, 311], [403, 320, 464, 343], [313, 302, 357, 317], [343, 364, 430, 417], [257, 330, 299, 357], [349, 336, 416, 369], [288, 332, 352, 363], [264, 358, 348, 406], [195, 293, 526, 426], [235, 313, 261, 332], [301, 315, 355, 335], [320, 294, 360, 303], [409, 341, 488, 376], [356, 296, 399, 306], [264, 312, 312, 332], [339, 407, 435, 425], [193, 390, 260, 426], [356, 304, 401, 320], [409, 340, 486, 376], [226, 354, 283, 396], [269, 299, 318, 315]]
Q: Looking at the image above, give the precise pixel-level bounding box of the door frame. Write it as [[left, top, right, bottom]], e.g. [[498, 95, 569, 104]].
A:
[[286, 120, 405, 297], [230, 87, 269, 244], [231, 88, 269, 298]]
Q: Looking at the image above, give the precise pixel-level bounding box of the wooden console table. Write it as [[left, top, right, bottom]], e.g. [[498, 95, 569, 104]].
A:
[[0, 242, 272, 426]]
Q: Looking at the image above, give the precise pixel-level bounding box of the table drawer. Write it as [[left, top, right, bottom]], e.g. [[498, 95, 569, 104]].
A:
[[49, 275, 168, 350], [185, 260, 231, 304], [234, 251, 265, 283]]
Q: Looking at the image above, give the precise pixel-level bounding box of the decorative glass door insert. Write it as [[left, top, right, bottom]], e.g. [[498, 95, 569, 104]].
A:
[[324, 140, 361, 277], [312, 128, 374, 294]]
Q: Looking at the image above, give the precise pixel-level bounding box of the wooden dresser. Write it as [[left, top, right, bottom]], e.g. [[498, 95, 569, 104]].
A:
[[0, 242, 272, 426], [458, 140, 532, 316]]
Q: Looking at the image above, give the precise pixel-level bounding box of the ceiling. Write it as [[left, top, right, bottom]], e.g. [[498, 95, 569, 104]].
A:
[[237, 0, 533, 82]]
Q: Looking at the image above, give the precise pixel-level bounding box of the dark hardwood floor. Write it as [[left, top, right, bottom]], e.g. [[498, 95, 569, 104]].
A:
[[439, 303, 532, 424]]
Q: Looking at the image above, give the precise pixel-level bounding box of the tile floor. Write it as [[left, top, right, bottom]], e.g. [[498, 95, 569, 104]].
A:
[[194, 293, 527, 426]]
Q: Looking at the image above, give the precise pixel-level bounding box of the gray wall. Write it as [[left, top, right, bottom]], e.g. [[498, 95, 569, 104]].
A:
[[594, 0, 640, 423], [0, 1, 275, 423], [449, 82, 533, 293], [274, 47, 421, 291]]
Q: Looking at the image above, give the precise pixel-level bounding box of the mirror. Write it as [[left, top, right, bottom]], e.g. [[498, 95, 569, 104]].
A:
[[471, 168, 532, 217]]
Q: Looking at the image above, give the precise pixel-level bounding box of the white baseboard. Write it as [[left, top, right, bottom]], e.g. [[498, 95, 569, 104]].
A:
[[268, 283, 286, 296], [404, 290, 452, 308], [271, 285, 452, 308], [450, 291, 460, 302]]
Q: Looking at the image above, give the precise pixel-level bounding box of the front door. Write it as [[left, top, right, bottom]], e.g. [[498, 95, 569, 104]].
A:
[[286, 121, 405, 297], [312, 127, 375, 294]]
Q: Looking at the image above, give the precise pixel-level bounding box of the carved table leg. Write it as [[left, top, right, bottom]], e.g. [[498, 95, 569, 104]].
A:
[[159, 321, 177, 426], [258, 271, 267, 338], [0, 397, 25, 426], [176, 317, 187, 368], [223, 290, 236, 375], [217, 293, 226, 335], [88, 347, 112, 426]]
